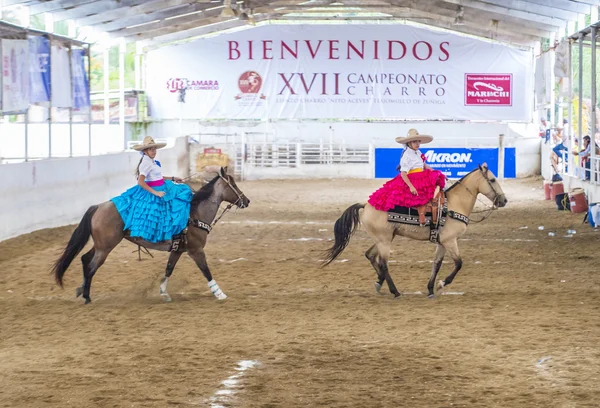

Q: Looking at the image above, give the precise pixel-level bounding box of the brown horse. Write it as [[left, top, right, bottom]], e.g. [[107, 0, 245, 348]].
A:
[[323, 164, 507, 298], [52, 167, 250, 304]]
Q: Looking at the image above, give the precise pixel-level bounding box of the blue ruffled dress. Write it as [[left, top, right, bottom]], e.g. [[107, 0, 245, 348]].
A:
[[111, 158, 193, 243]]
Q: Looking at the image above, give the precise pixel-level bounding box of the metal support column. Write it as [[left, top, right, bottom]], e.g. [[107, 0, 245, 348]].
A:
[[591, 26, 597, 183], [119, 40, 125, 150], [568, 39, 573, 175], [578, 34, 583, 150], [103, 46, 109, 126], [48, 38, 53, 158], [68, 44, 73, 157], [87, 44, 92, 155]]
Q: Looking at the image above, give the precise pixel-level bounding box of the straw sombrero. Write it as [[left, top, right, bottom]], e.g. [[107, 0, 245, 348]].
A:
[[395, 128, 433, 145], [132, 136, 167, 151]]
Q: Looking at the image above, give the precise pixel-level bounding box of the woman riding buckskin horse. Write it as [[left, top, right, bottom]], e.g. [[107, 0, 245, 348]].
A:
[[368, 128, 446, 225]]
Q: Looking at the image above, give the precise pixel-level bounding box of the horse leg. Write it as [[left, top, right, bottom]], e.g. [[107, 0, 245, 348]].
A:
[[159, 251, 183, 302], [187, 248, 227, 300], [76, 248, 95, 299], [437, 239, 463, 291], [80, 249, 109, 304], [427, 244, 446, 298], [377, 241, 400, 298], [365, 244, 385, 294]]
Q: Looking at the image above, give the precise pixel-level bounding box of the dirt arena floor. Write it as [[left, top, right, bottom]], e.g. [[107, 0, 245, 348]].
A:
[[1, 177, 599, 408]]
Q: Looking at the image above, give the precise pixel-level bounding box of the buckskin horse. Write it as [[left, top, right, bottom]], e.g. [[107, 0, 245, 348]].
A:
[[52, 167, 250, 304], [323, 164, 507, 298]]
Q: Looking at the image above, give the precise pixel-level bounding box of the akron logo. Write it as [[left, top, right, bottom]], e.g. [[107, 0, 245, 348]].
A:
[[235, 71, 266, 102]]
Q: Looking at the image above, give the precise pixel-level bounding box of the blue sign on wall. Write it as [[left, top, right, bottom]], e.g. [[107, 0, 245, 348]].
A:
[[375, 147, 516, 179]]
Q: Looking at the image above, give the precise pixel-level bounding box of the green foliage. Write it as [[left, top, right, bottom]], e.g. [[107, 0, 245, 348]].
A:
[[89, 43, 137, 92], [29, 14, 45, 30]]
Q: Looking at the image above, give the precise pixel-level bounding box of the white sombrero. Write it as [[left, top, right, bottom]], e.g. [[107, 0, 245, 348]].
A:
[[395, 128, 433, 145], [132, 136, 167, 151]]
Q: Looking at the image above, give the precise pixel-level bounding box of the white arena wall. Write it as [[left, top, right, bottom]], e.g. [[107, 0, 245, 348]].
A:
[[148, 120, 541, 179], [0, 137, 189, 242]]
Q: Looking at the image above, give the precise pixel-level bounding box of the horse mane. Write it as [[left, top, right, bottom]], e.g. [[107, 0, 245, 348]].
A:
[[444, 167, 480, 194], [190, 174, 220, 207]]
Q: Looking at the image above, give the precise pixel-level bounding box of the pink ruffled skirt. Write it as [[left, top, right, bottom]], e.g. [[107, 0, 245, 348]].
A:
[[368, 169, 446, 210]]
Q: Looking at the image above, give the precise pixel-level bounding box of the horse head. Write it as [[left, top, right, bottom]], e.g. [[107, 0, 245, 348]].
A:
[[477, 163, 508, 208], [215, 167, 250, 208]]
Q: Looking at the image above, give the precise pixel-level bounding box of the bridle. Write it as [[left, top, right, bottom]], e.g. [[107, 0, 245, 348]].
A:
[[449, 167, 503, 223], [210, 173, 247, 227]]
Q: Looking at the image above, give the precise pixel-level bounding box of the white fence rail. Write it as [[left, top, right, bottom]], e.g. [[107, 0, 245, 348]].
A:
[[237, 142, 373, 180]]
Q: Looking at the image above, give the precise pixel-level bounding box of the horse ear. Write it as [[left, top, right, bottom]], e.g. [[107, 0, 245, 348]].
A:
[[220, 166, 227, 176]]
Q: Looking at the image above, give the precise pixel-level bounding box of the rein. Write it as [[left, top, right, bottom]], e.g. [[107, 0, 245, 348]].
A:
[[446, 170, 500, 224], [186, 172, 246, 232]]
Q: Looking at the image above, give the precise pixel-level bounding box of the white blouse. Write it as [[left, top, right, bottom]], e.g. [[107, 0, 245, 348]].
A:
[[399, 148, 424, 172], [139, 155, 163, 181]]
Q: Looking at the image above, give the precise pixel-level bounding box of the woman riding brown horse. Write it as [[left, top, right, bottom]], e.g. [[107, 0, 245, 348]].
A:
[[52, 167, 250, 304]]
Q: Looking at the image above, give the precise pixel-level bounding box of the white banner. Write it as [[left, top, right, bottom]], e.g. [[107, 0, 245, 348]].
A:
[[146, 24, 533, 121], [51, 44, 72, 108], [1, 39, 30, 113]]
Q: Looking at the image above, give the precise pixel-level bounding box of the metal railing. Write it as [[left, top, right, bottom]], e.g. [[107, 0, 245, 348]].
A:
[[557, 147, 600, 186], [241, 142, 372, 168]]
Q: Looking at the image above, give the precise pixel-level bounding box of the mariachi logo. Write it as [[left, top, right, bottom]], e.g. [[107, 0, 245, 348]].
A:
[[464, 74, 512, 106], [236, 70, 266, 100]]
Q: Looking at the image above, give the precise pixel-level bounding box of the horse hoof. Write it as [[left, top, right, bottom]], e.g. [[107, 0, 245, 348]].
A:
[[374, 282, 382, 293], [75, 287, 83, 298], [393, 293, 401, 299], [84, 298, 91, 305], [437, 280, 446, 290], [428, 294, 435, 299], [161, 295, 172, 302]]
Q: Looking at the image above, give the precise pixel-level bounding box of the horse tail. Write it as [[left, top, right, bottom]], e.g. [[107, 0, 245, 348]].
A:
[[322, 203, 365, 267], [52, 205, 98, 287]]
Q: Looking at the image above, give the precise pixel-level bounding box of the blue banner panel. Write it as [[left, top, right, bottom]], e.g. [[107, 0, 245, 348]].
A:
[[72, 48, 90, 109], [28, 36, 51, 103], [375, 147, 516, 179]]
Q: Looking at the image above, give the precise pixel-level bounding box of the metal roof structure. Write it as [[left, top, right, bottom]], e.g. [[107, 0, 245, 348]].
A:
[[1, 0, 599, 48]]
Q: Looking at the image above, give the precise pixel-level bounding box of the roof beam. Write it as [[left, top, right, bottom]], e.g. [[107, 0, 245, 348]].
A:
[[406, 0, 552, 38], [272, 15, 535, 46], [2, 0, 35, 5], [48, 0, 147, 21], [484, 0, 578, 21], [569, 0, 600, 6], [94, 3, 214, 33], [110, 5, 227, 39], [131, 16, 224, 41], [516, 0, 591, 14], [438, 0, 567, 29], [404, 7, 543, 42], [143, 18, 253, 49], [76, 0, 193, 26], [28, 0, 96, 15], [428, 0, 564, 33]]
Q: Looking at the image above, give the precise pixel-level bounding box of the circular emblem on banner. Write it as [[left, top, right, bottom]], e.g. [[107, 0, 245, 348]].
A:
[[238, 71, 262, 94]]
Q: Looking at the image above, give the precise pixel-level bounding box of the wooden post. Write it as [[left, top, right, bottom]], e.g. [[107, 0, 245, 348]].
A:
[[498, 133, 505, 180]]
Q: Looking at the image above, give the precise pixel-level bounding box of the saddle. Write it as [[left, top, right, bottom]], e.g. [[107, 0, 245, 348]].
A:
[[387, 189, 447, 243]]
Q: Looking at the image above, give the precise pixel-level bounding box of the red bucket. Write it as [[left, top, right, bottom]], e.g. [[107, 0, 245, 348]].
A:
[[543, 180, 552, 200], [569, 188, 588, 214], [551, 181, 564, 198]]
